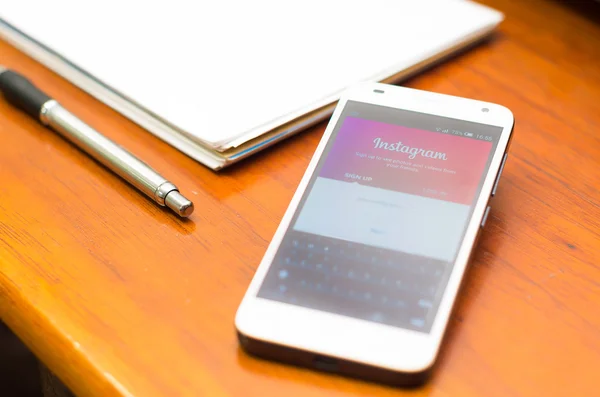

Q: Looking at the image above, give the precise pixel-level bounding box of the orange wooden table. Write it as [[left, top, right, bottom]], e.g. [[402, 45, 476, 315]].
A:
[[1, 1, 600, 396]]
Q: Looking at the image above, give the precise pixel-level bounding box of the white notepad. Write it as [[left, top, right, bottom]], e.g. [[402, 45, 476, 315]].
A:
[[0, 0, 503, 170]]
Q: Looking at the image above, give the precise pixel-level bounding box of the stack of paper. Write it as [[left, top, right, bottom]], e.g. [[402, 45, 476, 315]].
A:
[[0, 0, 503, 169]]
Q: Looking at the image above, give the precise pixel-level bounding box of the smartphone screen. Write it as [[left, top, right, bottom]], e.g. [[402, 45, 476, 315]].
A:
[[257, 100, 504, 333]]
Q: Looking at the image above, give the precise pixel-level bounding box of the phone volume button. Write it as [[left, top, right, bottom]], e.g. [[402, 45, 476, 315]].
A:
[[492, 153, 508, 196], [481, 206, 491, 228]]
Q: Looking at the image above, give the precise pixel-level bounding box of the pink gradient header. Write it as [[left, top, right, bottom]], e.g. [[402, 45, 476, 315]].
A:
[[320, 117, 493, 205]]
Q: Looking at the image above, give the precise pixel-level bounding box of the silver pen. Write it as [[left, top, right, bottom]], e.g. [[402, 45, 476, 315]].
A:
[[0, 66, 194, 218]]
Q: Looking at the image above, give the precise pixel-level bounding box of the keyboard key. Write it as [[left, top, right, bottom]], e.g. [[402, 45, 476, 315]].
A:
[[418, 299, 433, 309], [396, 300, 407, 308]]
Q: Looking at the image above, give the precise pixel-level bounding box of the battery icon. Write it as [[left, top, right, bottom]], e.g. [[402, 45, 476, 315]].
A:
[[464, 132, 474, 137]]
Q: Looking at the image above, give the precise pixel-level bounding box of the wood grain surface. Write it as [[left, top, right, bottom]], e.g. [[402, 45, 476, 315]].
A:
[[1, 1, 600, 396]]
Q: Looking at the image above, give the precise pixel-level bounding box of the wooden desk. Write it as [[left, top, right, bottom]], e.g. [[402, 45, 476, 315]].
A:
[[1, 1, 599, 396]]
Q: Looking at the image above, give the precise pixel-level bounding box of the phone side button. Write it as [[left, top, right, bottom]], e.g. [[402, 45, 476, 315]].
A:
[[492, 153, 508, 196], [481, 206, 491, 228]]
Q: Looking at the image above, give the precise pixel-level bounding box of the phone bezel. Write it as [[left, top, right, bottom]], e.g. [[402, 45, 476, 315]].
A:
[[235, 83, 514, 374]]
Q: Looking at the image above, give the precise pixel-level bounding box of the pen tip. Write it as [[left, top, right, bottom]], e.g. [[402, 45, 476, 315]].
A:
[[165, 191, 194, 218]]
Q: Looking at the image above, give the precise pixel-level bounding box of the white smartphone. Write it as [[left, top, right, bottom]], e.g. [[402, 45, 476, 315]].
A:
[[235, 83, 514, 385]]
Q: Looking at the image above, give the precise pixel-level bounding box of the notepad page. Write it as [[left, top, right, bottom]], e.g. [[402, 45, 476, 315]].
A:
[[0, 0, 502, 150]]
